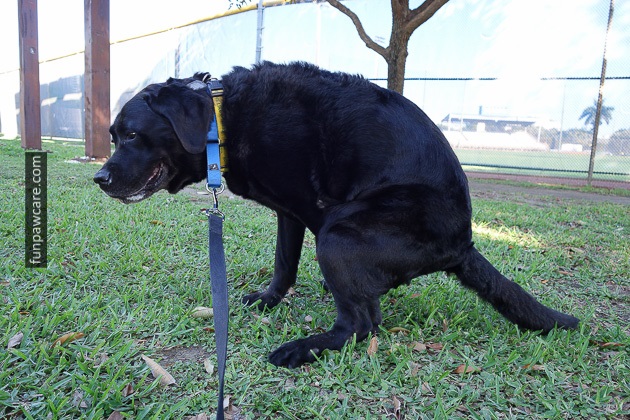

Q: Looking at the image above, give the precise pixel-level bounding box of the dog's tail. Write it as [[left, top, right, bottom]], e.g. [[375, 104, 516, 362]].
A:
[[451, 247, 579, 332]]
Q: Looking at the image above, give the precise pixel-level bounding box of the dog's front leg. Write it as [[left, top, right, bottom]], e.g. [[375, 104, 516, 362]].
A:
[[242, 213, 305, 310]]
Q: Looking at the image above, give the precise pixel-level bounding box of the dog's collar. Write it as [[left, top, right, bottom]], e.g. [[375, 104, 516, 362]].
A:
[[188, 75, 228, 188]]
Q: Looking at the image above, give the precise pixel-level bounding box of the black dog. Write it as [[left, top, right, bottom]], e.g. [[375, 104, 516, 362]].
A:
[[94, 62, 579, 368]]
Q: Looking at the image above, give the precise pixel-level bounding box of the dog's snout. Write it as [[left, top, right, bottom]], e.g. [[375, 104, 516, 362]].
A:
[[93, 168, 112, 186]]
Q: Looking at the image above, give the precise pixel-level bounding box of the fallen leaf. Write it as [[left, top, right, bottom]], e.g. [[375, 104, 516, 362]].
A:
[[72, 390, 88, 408], [204, 358, 215, 374], [442, 319, 449, 332], [453, 364, 481, 374], [186, 414, 208, 420], [392, 395, 401, 419], [121, 383, 134, 397], [412, 342, 427, 352], [409, 361, 420, 377], [52, 332, 85, 348], [141, 354, 176, 386], [304, 315, 313, 323], [590, 340, 624, 348], [600, 342, 624, 348], [421, 382, 433, 394], [522, 364, 545, 371], [367, 336, 378, 356], [191, 307, 214, 319], [107, 411, 124, 420], [149, 220, 164, 225], [7, 332, 23, 349], [426, 343, 444, 351], [388, 327, 410, 334]]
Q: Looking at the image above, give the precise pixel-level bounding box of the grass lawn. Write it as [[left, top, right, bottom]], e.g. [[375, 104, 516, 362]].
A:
[[1, 138, 628, 419]]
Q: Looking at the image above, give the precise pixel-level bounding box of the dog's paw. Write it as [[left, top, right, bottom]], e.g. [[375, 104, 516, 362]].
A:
[[268, 339, 320, 368], [242, 290, 283, 311]]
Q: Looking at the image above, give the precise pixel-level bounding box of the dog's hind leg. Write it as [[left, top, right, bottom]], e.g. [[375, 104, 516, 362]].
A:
[[268, 226, 383, 368], [267, 200, 419, 368], [243, 213, 305, 310], [451, 247, 579, 332]]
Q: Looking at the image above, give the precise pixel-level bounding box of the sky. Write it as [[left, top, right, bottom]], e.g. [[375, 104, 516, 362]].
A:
[[0, 0, 628, 137]]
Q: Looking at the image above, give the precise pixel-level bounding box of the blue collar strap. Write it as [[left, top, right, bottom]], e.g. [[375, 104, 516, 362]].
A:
[[205, 79, 227, 189]]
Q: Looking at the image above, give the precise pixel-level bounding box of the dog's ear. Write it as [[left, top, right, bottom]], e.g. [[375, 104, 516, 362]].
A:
[[147, 84, 212, 154]]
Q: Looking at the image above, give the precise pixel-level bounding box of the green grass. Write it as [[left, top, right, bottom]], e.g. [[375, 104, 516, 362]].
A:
[[454, 148, 630, 182], [1, 138, 628, 419]]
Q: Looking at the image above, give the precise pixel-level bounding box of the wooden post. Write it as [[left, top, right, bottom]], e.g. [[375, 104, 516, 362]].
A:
[[18, 0, 42, 150], [84, 0, 111, 158]]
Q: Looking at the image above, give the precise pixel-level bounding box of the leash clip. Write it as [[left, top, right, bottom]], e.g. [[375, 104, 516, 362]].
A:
[[204, 183, 225, 220]]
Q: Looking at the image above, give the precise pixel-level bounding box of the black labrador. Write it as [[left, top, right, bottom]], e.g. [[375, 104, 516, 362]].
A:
[[94, 62, 579, 368]]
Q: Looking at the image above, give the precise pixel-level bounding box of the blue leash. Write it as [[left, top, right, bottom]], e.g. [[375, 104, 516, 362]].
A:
[[205, 79, 228, 420]]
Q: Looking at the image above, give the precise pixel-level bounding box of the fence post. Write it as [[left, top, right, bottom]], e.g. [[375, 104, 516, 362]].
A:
[[587, 0, 614, 186], [84, 0, 111, 158], [18, 0, 42, 150]]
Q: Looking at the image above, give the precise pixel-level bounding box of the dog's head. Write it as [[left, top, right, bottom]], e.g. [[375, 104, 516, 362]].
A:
[[94, 76, 213, 203]]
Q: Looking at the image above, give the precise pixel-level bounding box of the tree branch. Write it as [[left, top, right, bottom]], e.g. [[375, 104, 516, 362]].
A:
[[406, 0, 449, 33], [326, 0, 388, 58]]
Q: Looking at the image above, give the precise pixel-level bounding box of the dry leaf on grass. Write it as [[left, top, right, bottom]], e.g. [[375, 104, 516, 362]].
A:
[[141, 354, 176, 386], [185, 414, 208, 420], [191, 306, 214, 319], [121, 383, 134, 397], [367, 336, 378, 356], [453, 364, 481, 374], [52, 332, 84, 348], [7, 332, 23, 349], [204, 358, 215, 375], [590, 340, 624, 348], [411, 342, 427, 352], [392, 395, 401, 419], [388, 327, 410, 334], [421, 382, 433, 394], [106, 411, 124, 420], [426, 342, 444, 351], [522, 364, 545, 371]]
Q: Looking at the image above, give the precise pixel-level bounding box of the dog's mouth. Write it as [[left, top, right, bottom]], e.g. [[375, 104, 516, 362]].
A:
[[114, 163, 168, 204]]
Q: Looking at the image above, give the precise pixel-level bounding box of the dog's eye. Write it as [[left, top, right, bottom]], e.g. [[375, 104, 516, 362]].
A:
[[126, 132, 137, 140]]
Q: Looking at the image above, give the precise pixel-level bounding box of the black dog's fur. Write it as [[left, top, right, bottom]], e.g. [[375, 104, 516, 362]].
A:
[[95, 62, 579, 368]]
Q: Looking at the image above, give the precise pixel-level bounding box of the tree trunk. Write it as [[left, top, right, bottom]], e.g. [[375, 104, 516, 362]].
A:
[[386, 31, 410, 94], [326, 0, 450, 95]]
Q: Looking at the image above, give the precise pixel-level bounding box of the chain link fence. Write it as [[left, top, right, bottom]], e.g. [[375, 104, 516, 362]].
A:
[[1, 0, 628, 183]]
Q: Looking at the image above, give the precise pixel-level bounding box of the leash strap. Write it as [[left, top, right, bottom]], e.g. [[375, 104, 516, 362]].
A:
[[206, 120, 222, 189], [209, 212, 228, 420], [205, 77, 228, 420], [205, 79, 227, 189]]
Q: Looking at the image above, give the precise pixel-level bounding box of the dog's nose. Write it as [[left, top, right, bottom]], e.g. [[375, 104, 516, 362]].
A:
[[93, 168, 112, 186]]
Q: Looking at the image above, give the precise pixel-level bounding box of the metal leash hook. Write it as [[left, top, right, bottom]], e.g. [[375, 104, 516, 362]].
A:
[[205, 183, 225, 220]]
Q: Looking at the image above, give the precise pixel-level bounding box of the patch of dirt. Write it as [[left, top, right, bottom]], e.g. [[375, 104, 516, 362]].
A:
[[467, 176, 630, 206], [66, 156, 108, 164], [155, 345, 212, 367]]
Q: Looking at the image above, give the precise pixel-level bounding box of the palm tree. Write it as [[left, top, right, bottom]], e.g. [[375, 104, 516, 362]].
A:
[[579, 99, 614, 127]]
